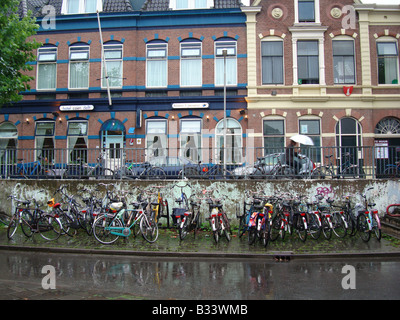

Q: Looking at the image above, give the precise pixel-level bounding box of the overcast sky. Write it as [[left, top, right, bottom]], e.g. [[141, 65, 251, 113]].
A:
[[360, 0, 400, 4]]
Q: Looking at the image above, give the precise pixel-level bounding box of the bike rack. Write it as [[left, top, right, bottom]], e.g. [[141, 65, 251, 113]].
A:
[[386, 204, 400, 217]]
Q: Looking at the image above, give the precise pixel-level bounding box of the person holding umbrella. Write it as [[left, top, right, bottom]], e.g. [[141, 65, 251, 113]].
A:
[[286, 134, 314, 174], [285, 139, 300, 174]]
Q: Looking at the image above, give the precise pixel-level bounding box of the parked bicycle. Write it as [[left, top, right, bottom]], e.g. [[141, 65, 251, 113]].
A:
[[356, 187, 381, 242], [7, 195, 62, 241], [63, 152, 114, 179], [13, 155, 55, 179], [92, 194, 159, 244], [204, 190, 231, 243]]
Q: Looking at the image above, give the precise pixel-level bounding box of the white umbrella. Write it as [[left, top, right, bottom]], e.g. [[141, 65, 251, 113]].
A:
[[290, 134, 314, 146]]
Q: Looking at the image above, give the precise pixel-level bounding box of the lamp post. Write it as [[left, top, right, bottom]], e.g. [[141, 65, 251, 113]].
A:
[[223, 49, 227, 177]]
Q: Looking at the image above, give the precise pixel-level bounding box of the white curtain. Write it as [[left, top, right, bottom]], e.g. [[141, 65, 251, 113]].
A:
[[147, 60, 167, 87], [215, 57, 237, 86], [38, 63, 56, 89], [70, 62, 89, 88]]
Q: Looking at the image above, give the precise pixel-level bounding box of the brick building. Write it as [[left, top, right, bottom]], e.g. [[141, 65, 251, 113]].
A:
[[242, 0, 400, 174], [1, 0, 400, 176], [1, 0, 247, 171]]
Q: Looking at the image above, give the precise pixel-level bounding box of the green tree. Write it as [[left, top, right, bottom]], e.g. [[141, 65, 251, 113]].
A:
[[0, 0, 41, 106]]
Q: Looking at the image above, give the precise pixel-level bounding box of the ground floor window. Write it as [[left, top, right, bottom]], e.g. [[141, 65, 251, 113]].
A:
[[35, 120, 55, 162], [146, 119, 167, 159], [216, 118, 242, 164], [67, 120, 88, 163]]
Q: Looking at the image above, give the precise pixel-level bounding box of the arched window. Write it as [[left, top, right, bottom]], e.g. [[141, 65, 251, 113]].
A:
[[69, 42, 90, 89], [375, 117, 400, 135], [216, 118, 242, 164], [0, 122, 18, 164]]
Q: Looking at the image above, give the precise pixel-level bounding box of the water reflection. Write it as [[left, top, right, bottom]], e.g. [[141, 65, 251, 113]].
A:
[[2, 252, 400, 299]]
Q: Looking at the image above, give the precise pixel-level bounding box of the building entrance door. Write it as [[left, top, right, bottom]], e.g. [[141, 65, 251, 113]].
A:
[[100, 119, 126, 174]]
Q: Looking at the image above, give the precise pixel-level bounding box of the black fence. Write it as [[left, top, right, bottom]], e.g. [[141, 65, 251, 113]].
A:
[[0, 145, 399, 180]]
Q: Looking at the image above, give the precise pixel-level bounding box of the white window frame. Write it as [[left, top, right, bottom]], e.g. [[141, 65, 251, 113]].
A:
[[261, 37, 284, 85], [180, 119, 202, 162], [376, 37, 399, 86], [332, 36, 356, 85], [294, 0, 320, 24], [102, 43, 123, 89], [61, 0, 102, 14], [180, 41, 202, 87], [68, 45, 90, 90], [146, 42, 168, 88], [215, 40, 237, 87], [215, 118, 242, 164], [37, 46, 57, 91], [146, 119, 168, 160]]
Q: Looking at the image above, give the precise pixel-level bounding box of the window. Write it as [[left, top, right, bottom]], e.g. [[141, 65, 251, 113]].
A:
[[215, 40, 237, 86], [335, 117, 362, 167], [62, 0, 102, 14], [180, 119, 201, 162], [298, 0, 315, 22], [299, 119, 321, 162], [69, 44, 89, 89], [67, 121, 88, 163], [170, 0, 213, 10], [263, 119, 285, 155], [297, 40, 319, 84], [333, 39, 355, 84], [35, 121, 55, 162], [37, 46, 57, 90], [146, 120, 167, 159], [377, 42, 399, 84], [103, 42, 123, 88], [180, 41, 202, 86], [261, 40, 284, 84], [216, 118, 242, 164], [146, 42, 168, 88], [0, 122, 17, 164]]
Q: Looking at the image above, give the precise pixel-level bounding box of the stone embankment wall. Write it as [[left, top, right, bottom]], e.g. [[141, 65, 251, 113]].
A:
[[0, 179, 398, 226]]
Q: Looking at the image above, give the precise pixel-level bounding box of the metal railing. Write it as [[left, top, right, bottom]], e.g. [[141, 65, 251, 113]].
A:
[[0, 145, 399, 180]]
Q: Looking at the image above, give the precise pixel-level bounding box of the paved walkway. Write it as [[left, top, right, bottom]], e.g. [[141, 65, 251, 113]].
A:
[[1, 225, 400, 259]]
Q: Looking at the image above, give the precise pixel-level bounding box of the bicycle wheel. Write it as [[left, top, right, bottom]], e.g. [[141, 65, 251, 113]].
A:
[[372, 215, 382, 241], [321, 215, 332, 240], [332, 213, 347, 238], [238, 203, 248, 238], [221, 213, 231, 241], [7, 216, 19, 239], [357, 214, 371, 242], [269, 214, 283, 241], [140, 215, 159, 243], [20, 211, 34, 238], [0, 211, 12, 226], [248, 227, 256, 245], [37, 214, 62, 241], [261, 220, 270, 248], [93, 214, 122, 244], [296, 214, 307, 242], [179, 216, 190, 240], [307, 213, 321, 240]]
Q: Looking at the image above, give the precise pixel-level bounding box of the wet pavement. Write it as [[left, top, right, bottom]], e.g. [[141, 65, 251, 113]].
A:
[[1, 225, 400, 300], [1, 224, 400, 259]]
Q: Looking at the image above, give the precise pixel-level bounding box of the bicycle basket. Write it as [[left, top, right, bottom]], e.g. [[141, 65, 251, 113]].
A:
[[47, 198, 55, 207]]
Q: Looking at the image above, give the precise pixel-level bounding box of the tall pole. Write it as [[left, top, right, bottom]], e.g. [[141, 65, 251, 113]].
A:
[[223, 49, 227, 177], [97, 10, 112, 107]]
